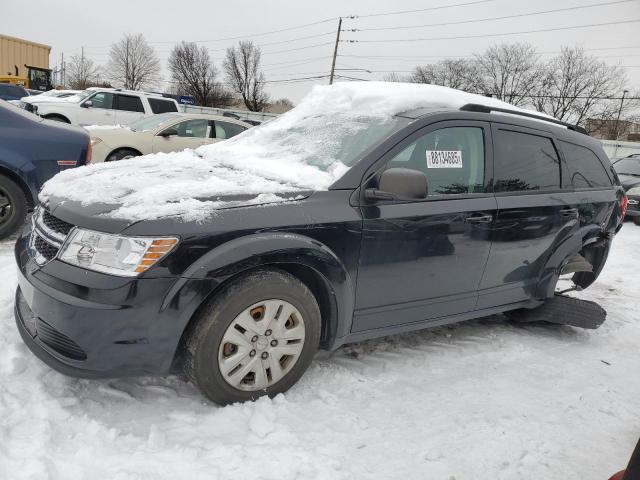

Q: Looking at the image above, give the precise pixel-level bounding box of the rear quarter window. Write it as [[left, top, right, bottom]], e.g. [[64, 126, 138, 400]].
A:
[[149, 98, 178, 114], [559, 140, 612, 189]]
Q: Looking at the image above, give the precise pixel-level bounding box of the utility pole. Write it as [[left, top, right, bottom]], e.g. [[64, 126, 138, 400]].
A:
[[613, 89, 629, 158], [329, 17, 342, 85], [61, 52, 65, 88]]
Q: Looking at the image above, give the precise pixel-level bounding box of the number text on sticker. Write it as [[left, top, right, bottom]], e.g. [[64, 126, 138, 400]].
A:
[[426, 150, 463, 169]]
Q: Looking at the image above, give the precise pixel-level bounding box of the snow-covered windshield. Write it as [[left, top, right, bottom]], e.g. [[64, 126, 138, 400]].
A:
[[41, 82, 550, 221], [129, 113, 180, 132]]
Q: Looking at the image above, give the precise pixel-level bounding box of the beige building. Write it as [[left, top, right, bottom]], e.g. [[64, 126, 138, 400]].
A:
[[0, 33, 51, 81]]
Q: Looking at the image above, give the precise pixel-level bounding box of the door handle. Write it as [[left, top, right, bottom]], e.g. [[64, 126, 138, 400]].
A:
[[464, 214, 493, 224], [560, 208, 578, 217]]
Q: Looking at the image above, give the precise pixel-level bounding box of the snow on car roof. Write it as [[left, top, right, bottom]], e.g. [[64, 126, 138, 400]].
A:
[[40, 82, 553, 222]]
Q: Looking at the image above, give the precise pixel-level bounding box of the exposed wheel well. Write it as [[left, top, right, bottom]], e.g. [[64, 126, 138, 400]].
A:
[[0, 167, 34, 209], [571, 241, 610, 289], [171, 263, 338, 372], [106, 147, 143, 161], [42, 114, 70, 123]]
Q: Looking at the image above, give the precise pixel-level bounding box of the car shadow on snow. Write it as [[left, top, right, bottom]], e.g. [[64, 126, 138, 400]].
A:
[[49, 313, 590, 421]]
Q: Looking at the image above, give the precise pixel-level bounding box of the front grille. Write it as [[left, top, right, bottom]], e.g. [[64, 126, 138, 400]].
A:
[[36, 318, 87, 361], [33, 234, 58, 261], [30, 208, 75, 265], [41, 210, 74, 236]]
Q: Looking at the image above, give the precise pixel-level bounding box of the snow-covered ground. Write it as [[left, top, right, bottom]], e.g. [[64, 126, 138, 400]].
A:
[[1, 224, 639, 479]]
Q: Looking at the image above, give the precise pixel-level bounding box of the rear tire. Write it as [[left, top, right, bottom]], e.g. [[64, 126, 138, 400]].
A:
[[633, 216, 640, 226], [184, 269, 321, 406], [106, 149, 140, 162], [0, 175, 28, 239]]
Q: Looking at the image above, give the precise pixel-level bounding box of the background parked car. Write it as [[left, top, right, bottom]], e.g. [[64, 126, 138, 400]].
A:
[[88, 113, 250, 162], [0, 83, 29, 104], [32, 88, 179, 126], [613, 155, 640, 223], [0, 100, 90, 238]]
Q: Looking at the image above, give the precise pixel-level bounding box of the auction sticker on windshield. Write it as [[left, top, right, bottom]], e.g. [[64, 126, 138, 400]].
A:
[[426, 150, 463, 168]]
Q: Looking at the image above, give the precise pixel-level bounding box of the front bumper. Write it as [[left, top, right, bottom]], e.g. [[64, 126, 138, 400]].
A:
[[14, 230, 212, 378]]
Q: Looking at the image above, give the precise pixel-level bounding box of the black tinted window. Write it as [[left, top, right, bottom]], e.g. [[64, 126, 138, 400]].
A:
[[116, 95, 144, 112], [149, 98, 178, 114], [214, 121, 246, 139], [385, 126, 486, 195], [494, 129, 560, 192], [560, 141, 611, 189]]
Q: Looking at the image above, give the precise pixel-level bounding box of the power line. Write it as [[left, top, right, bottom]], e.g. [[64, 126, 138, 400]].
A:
[[350, 0, 499, 19], [354, 0, 634, 32], [345, 19, 640, 43], [262, 55, 332, 68], [260, 42, 334, 56]]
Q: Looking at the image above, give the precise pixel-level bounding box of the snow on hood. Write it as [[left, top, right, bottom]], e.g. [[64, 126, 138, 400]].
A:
[[40, 82, 554, 222]]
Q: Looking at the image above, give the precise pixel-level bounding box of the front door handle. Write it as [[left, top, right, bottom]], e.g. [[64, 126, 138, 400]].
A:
[[560, 208, 579, 217], [464, 214, 493, 224]]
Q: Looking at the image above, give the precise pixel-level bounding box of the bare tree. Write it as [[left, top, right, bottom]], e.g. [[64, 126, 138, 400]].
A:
[[272, 98, 294, 111], [409, 59, 479, 91], [223, 41, 268, 111], [473, 43, 540, 106], [532, 47, 630, 126], [66, 54, 101, 89], [107, 34, 161, 90], [168, 42, 232, 107]]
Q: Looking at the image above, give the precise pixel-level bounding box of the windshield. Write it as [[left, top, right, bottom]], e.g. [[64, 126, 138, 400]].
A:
[[614, 158, 640, 176], [0, 84, 28, 101], [129, 113, 180, 132]]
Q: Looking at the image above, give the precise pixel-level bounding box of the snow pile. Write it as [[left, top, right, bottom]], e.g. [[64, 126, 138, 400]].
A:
[[84, 124, 131, 132], [41, 82, 551, 221], [1, 227, 640, 478]]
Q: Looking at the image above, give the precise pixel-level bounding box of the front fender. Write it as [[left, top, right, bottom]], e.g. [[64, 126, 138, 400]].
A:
[[163, 232, 356, 349]]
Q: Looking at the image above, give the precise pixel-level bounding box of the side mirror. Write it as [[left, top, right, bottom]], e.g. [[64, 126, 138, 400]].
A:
[[158, 127, 178, 137], [81, 100, 92, 108], [365, 168, 428, 202]]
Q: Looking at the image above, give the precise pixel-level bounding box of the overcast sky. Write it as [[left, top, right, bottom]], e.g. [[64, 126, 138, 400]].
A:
[[1, 0, 638, 103]]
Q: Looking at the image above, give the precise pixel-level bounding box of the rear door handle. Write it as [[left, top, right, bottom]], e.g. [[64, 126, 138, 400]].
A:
[[560, 208, 578, 217], [464, 214, 493, 224]]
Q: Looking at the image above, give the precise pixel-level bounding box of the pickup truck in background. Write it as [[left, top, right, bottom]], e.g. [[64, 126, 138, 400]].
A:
[[32, 88, 180, 126]]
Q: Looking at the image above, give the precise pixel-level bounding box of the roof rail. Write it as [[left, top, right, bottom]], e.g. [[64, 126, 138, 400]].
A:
[[460, 103, 588, 135]]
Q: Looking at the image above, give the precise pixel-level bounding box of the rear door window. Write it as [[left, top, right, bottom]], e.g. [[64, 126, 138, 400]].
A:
[[493, 129, 560, 192], [559, 141, 611, 189], [149, 98, 178, 114], [115, 94, 144, 113]]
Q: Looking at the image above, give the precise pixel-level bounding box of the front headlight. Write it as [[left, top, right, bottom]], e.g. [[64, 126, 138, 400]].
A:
[[90, 137, 103, 147], [627, 186, 640, 196], [58, 228, 179, 276]]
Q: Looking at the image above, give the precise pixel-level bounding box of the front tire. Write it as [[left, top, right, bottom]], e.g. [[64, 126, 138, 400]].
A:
[[633, 216, 640, 226], [0, 175, 28, 239], [184, 270, 321, 405]]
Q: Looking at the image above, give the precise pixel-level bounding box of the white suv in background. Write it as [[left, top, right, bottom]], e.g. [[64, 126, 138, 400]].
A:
[[33, 89, 180, 126]]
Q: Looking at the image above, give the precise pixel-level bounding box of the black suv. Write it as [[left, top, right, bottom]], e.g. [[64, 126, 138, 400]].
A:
[[14, 92, 624, 405]]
